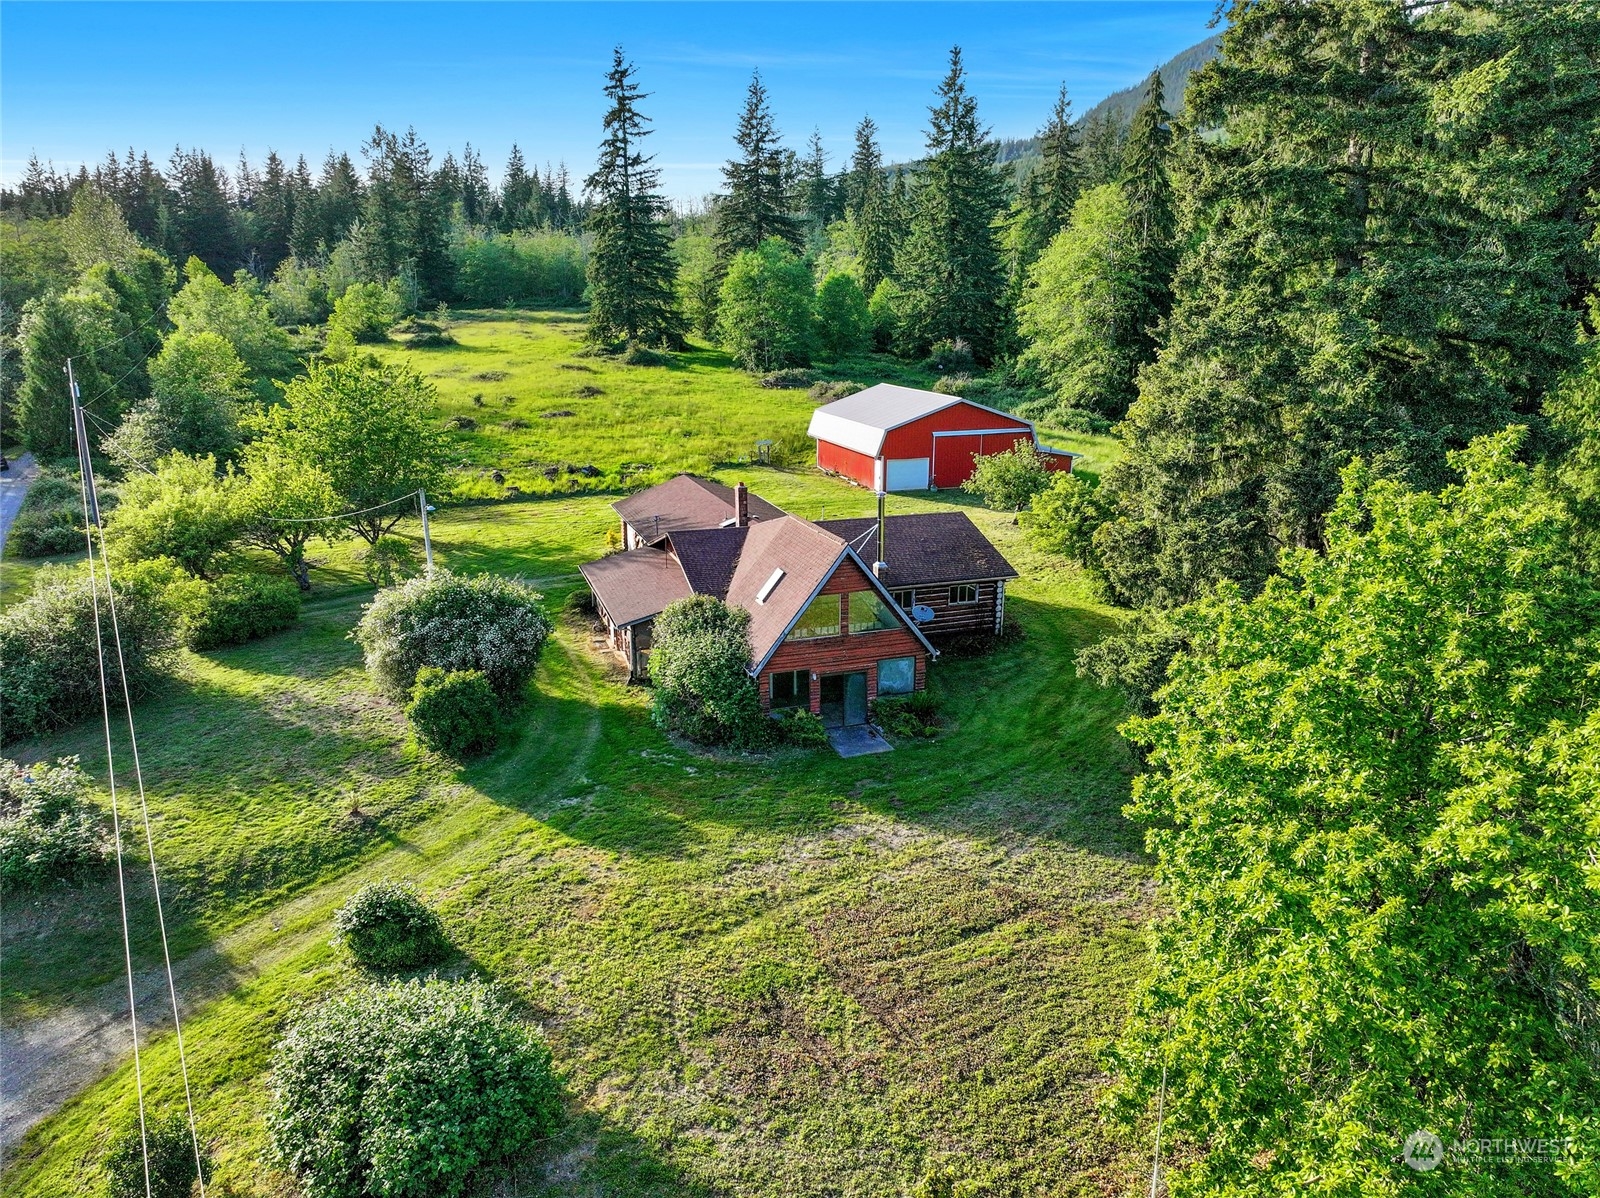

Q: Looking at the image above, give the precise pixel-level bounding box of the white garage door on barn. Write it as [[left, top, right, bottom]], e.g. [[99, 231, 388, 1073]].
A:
[[884, 457, 931, 491]]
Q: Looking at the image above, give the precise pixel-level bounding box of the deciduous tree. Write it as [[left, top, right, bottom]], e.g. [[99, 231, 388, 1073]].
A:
[[1106, 430, 1600, 1194], [252, 359, 448, 545]]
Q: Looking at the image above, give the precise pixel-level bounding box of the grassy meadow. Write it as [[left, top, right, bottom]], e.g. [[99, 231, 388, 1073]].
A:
[[1, 312, 1152, 1197]]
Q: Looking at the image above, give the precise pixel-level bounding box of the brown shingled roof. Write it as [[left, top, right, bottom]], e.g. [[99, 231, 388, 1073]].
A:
[[668, 526, 747, 598], [578, 547, 692, 627], [814, 512, 1017, 588], [725, 516, 850, 665], [612, 475, 786, 542]]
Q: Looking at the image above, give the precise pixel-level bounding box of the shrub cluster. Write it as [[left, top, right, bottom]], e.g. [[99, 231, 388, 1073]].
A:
[[926, 338, 976, 375], [8, 469, 85, 558], [875, 691, 941, 740], [808, 379, 864, 403], [333, 881, 451, 971], [268, 978, 564, 1198], [182, 573, 301, 650], [759, 368, 813, 389], [0, 566, 177, 743], [353, 569, 552, 701], [406, 667, 499, 757], [649, 596, 770, 749], [773, 708, 829, 748], [0, 756, 112, 890], [117, 558, 301, 651], [962, 444, 1055, 511], [104, 1110, 208, 1198]]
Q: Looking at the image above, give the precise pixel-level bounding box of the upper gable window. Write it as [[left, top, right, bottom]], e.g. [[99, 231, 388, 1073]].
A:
[[788, 593, 841, 640], [849, 590, 899, 634]]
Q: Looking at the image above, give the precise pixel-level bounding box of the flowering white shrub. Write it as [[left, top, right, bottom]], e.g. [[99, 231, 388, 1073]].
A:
[[352, 570, 552, 701]]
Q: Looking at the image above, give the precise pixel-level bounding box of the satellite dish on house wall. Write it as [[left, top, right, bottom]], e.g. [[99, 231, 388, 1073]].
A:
[[911, 604, 936, 624]]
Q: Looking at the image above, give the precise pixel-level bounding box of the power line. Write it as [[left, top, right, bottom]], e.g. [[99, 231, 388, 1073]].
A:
[[70, 360, 209, 1198], [70, 372, 152, 1198]]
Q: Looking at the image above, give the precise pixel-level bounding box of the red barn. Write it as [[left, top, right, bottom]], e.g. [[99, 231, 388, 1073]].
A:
[[807, 383, 1078, 491]]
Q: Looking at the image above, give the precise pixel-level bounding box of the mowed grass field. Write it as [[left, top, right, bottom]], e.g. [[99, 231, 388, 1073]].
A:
[[1, 313, 1150, 1197]]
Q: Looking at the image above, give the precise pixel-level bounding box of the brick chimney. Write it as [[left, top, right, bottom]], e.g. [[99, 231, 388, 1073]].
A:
[[735, 481, 749, 527]]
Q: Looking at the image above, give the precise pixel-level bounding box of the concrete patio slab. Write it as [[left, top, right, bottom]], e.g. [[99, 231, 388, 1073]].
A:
[[828, 725, 895, 757]]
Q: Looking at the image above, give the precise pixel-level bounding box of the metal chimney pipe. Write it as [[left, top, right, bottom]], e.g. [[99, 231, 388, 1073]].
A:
[[873, 490, 887, 578]]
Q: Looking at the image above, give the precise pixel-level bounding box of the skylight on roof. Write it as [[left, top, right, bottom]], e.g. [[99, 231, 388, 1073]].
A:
[[756, 568, 785, 604]]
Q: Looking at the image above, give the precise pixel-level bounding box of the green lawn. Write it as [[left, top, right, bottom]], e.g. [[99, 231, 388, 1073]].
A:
[[3, 314, 1151, 1197]]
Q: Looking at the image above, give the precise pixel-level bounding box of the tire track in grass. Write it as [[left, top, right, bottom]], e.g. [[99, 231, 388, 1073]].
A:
[[1, 634, 603, 1153]]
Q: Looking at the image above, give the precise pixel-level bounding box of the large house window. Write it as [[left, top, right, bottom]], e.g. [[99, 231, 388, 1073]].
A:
[[949, 583, 979, 605], [787, 593, 841, 640], [771, 669, 810, 708], [878, 656, 916, 695], [849, 590, 899, 634], [892, 589, 915, 610]]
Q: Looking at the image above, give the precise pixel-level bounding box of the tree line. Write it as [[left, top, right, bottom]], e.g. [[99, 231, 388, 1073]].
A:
[[5, 134, 586, 284]]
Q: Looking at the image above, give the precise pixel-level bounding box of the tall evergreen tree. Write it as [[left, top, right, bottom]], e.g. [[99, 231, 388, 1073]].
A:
[[846, 116, 884, 220], [713, 71, 801, 259], [460, 144, 490, 226], [1006, 83, 1082, 290], [1119, 70, 1176, 333], [796, 128, 836, 240], [359, 126, 450, 300], [168, 148, 239, 274], [1096, 0, 1600, 610], [503, 146, 536, 230], [252, 150, 293, 275], [896, 47, 1009, 362], [1079, 111, 1127, 189], [584, 47, 682, 346]]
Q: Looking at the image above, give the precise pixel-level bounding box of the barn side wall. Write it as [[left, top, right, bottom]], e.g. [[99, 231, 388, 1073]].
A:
[[816, 439, 879, 488], [880, 401, 1032, 459]]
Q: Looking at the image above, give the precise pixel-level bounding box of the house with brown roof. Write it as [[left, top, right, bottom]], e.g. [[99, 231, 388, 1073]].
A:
[[581, 476, 1017, 728]]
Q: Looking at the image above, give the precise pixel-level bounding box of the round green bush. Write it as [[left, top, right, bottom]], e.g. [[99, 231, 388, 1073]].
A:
[[184, 572, 301, 650], [0, 565, 177, 744], [406, 667, 499, 757], [104, 1110, 209, 1198], [0, 756, 112, 890], [333, 880, 450, 971], [7, 505, 83, 558], [267, 978, 564, 1198], [353, 569, 552, 701], [649, 595, 771, 749]]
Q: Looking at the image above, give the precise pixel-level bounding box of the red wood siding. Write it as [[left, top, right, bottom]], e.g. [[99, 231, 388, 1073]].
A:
[[816, 439, 878, 488], [879, 401, 1031, 459], [761, 556, 928, 712], [930, 431, 1033, 488]]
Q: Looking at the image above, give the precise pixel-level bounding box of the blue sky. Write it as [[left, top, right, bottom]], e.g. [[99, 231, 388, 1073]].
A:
[[1, 1, 1217, 203]]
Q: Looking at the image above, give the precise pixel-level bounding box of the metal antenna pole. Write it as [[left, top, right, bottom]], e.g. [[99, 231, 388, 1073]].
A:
[[418, 489, 434, 574], [1150, 1060, 1168, 1198]]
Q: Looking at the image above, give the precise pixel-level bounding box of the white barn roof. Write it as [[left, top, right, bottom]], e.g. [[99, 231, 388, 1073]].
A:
[[806, 383, 1033, 458]]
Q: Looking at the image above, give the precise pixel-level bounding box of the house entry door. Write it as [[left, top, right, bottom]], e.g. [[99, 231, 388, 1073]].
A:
[[820, 672, 870, 728], [844, 672, 867, 726]]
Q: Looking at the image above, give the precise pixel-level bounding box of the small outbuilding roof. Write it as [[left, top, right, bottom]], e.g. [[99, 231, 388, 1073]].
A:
[[815, 512, 1019, 588], [806, 383, 1032, 458], [612, 475, 785, 542]]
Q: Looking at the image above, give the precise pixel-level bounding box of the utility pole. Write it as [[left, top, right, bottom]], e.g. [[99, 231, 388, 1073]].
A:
[[418, 489, 434, 574], [66, 359, 100, 526]]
